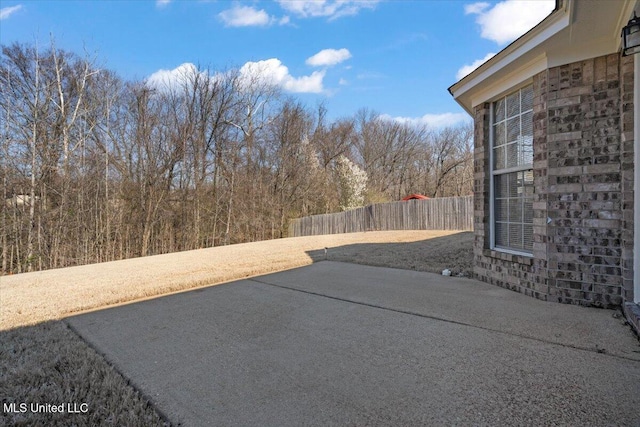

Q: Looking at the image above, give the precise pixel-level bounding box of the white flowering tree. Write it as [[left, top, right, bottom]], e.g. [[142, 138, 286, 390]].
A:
[[336, 155, 367, 211]]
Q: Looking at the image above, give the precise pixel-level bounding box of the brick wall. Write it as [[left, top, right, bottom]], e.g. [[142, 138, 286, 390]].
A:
[[472, 52, 634, 308], [621, 55, 635, 303]]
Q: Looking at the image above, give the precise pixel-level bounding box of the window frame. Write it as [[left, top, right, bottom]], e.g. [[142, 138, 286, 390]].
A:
[[489, 82, 534, 256]]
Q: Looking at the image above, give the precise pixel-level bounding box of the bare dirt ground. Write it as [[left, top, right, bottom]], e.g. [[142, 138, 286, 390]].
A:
[[1, 230, 473, 426], [1, 230, 472, 330]]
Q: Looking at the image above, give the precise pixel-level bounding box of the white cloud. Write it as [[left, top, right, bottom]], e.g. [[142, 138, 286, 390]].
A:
[[380, 112, 471, 129], [146, 63, 209, 92], [277, 0, 379, 20], [279, 15, 291, 25], [239, 59, 325, 93], [464, 2, 489, 15], [465, 0, 555, 44], [156, 0, 170, 8], [219, 5, 271, 27], [0, 4, 22, 20], [456, 52, 496, 80], [306, 48, 352, 67], [148, 60, 325, 94], [339, 78, 348, 86], [285, 71, 326, 93]]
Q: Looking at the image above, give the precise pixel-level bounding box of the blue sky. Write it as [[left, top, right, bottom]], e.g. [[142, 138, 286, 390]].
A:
[[0, 0, 555, 127]]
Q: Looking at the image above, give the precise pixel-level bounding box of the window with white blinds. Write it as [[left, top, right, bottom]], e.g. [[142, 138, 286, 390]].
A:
[[492, 85, 534, 253]]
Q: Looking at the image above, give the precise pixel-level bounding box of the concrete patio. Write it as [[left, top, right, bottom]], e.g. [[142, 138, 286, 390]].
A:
[[67, 261, 640, 426]]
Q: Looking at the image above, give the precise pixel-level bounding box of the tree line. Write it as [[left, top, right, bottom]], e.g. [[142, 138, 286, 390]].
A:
[[0, 42, 473, 274]]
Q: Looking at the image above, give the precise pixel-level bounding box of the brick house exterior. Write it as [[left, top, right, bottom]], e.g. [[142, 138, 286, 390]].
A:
[[449, 0, 640, 329]]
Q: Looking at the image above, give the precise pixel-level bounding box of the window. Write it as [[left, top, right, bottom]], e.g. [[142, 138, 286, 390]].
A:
[[491, 85, 534, 253]]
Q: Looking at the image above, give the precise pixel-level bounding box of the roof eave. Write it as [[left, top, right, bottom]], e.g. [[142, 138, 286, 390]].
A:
[[448, 0, 571, 114]]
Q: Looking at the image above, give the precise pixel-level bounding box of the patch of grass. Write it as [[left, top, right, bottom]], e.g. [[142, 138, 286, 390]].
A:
[[1, 230, 465, 329], [1, 321, 169, 426], [328, 231, 474, 276]]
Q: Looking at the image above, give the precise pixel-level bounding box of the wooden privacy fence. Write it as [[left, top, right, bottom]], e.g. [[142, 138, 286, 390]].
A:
[[288, 195, 473, 237]]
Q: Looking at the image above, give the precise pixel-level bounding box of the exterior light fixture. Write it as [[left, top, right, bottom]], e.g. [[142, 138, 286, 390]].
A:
[[622, 12, 640, 56]]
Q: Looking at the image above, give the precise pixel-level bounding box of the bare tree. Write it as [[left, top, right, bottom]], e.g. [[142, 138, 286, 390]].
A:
[[351, 109, 426, 202], [1, 40, 474, 275], [423, 124, 473, 198], [264, 99, 317, 236]]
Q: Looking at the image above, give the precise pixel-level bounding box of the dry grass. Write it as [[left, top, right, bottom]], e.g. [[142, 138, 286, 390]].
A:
[[1, 321, 168, 426], [1, 230, 470, 330], [1, 230, 473, 426], [328, 231, 473, 276]]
